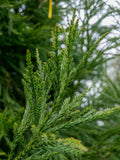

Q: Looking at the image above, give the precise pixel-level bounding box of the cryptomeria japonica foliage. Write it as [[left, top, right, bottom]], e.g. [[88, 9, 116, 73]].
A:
[[0, 10, 119, 160]]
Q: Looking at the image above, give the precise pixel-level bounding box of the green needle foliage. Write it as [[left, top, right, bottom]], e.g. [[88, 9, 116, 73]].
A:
[[68, 0, 120, 80], [58, 2, 120, 159], [85, 74, 120, 160], [0, 0, 71, 112], [1, 12, 120, 160]]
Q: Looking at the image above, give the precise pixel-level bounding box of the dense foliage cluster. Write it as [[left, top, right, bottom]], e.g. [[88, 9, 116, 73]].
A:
[[0, 0, 71, 110], [0, 0, 120, 159]]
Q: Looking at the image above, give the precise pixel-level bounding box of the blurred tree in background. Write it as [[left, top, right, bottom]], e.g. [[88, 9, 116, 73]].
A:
[[57, 0, 120, 159]]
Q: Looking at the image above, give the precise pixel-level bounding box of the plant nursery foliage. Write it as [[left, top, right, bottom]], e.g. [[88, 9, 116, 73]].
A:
[[88, 75, 120, 159], [0, 0, 71, 112], [0, 11, 120, 160]]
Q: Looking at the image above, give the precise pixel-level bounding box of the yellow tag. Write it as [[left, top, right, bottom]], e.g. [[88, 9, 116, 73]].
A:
[[48, 0, 52, 18]]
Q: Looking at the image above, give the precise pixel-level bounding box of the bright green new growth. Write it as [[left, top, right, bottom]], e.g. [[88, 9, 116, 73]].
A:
[[6, 11, 120, 160]]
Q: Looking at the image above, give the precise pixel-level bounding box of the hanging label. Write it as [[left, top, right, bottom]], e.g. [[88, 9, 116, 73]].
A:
[[48, 0, 52, 18]]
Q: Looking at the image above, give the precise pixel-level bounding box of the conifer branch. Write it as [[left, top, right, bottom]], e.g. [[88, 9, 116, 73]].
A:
[[7, 11, 120, 160]]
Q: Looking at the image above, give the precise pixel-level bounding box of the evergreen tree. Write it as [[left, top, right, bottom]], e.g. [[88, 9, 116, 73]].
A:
[[89, 60, 120, 159], [1, 12, 120, 159], [58, 1, 120, 159], [1, 0, 120, 159], [0, 0, 71, 112]]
